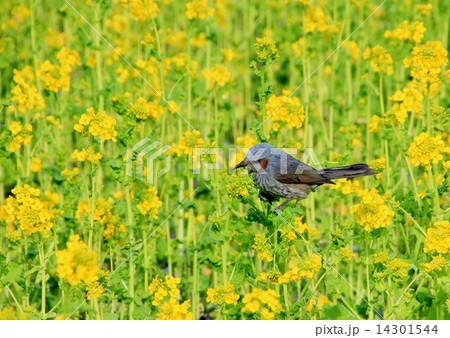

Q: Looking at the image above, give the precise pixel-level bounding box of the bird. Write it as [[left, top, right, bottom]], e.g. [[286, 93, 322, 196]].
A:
[[233, 143, 376, 214]]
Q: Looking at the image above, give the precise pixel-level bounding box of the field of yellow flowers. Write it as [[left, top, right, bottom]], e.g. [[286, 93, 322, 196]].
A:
[[0, 0, 449, 320]]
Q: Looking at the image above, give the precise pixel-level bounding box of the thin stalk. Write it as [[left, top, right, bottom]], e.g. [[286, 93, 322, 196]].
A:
[[38, 242, 46, 317]]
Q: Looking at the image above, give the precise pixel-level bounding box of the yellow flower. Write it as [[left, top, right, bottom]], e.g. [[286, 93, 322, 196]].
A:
[[61, 167, 80, 181], [242, 288, 283, 319], [221, 48, 235, 63], [424, 221, 450, 254], [56, 235, 101, 286], [350, 188, 394, 232], [387, 81, 423, 125], [373, 251, 389, 264], [266, 90, 305, 129], [384, 258, 409, 278], [56, 47, 81, 73], [127, 97, 164, 120], [206, 283, 240, 306], [0, 185, 56, 238], [10, 67, 45, 113], [294, 216, 321, 238], [342, 40, 361, 62], [37, 60, 71, 92], [403, 41, 448, 97], [317, 294, 333, 309], [156, 298, 193, 320], [304, 5, 335, 35], [74, 107, 117, 142], [369, 115, 382, 132], [202, 64, 231, 88], [148, 274, 193, 319], [384, 21, 426, 44], [0, 307, 28, 320], [30, 157, 43, 172], [76, 197, 115, 225], [190, 32, 207, 48], [130, 0, 159, 21], [414, 3, 432, 16], [170, 131, 204, 157], [255, 37, 279, 63], [185, 0, 212, 20], [407, 132, 446, 169], [363, 45, 393, 75], [7, 121, 33, 152], [71, 147, 102, 165], [340, 247, 354, 262], [136, 187, 162, 218], [86, 280, 105, 300], [226, 174, 254, 200], [368, 157, 386, 171], [422, 254, 446, 272], [252, 234, 273, 262]]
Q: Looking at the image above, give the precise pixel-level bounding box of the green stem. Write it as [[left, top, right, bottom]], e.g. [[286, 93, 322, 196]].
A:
[[38, 242, 46, 317], [365, 236, 373, 320]]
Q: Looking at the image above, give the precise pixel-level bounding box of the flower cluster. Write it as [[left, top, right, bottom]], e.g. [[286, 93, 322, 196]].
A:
[[10, 66, 45, 113], [7, 121, 33, 152], [226, 174, 254, 200], [127, 97, 164, 120], [350, 188, 394, 232], [128, 0, 159, 21], [294, 216, 321, 239], [136, 186, 162, 219], [384, 21, 426, 43], [266, 90, 305, 130], [71, 147, 102, 165], [363, 45, 393, 75], [306, 294, 333, 312], [37, 58, 72, 93], [242, 288, 283, 320], [423, 221, 449, 254], [74, 107, 118, 142], [374, 251, 389, 264], [202, 64, 231, 88], [407, 132, 446, 169], [387, 81, 423, 125], [254, 37, 279, 63], [56, 235, 101, 286], [422, 254, 446, 273], [185, 0, 213, 20], [76, 197, 114, 225], [148, 275, 193, 320], [384, 258, 409, 278], [252, 233, 273, 262], [403, 41, 448, 96], [170, 131, 204, 157], [303, 5, 338, 37], [206, 283, 240, 306], [256, 254, 322, 285], [0, 185, 57, 239]]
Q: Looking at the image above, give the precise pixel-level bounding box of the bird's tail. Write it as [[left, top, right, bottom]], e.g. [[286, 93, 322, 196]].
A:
[[322, 163, 376, 180]]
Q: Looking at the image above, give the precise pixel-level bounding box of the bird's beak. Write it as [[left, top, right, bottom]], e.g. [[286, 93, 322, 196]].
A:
[[232, 160, 247, 170]]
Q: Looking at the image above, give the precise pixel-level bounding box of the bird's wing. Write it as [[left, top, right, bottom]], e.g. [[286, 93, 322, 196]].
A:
[[274, 160, 333, 185]]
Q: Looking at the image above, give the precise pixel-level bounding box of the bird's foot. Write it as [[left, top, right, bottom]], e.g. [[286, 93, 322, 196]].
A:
[[273, 198, 294, 215], [273, 206, 282, 215]]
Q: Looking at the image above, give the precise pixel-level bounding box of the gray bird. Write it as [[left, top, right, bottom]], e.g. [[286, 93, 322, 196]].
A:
[[233, 143, 376, 214]]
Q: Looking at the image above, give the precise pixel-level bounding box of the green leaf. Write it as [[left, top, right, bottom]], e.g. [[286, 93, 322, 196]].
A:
[[321, 303, 357, 320]]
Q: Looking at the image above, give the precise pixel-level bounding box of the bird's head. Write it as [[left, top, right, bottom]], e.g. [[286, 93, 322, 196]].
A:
[[233, 143, 274, 173]]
